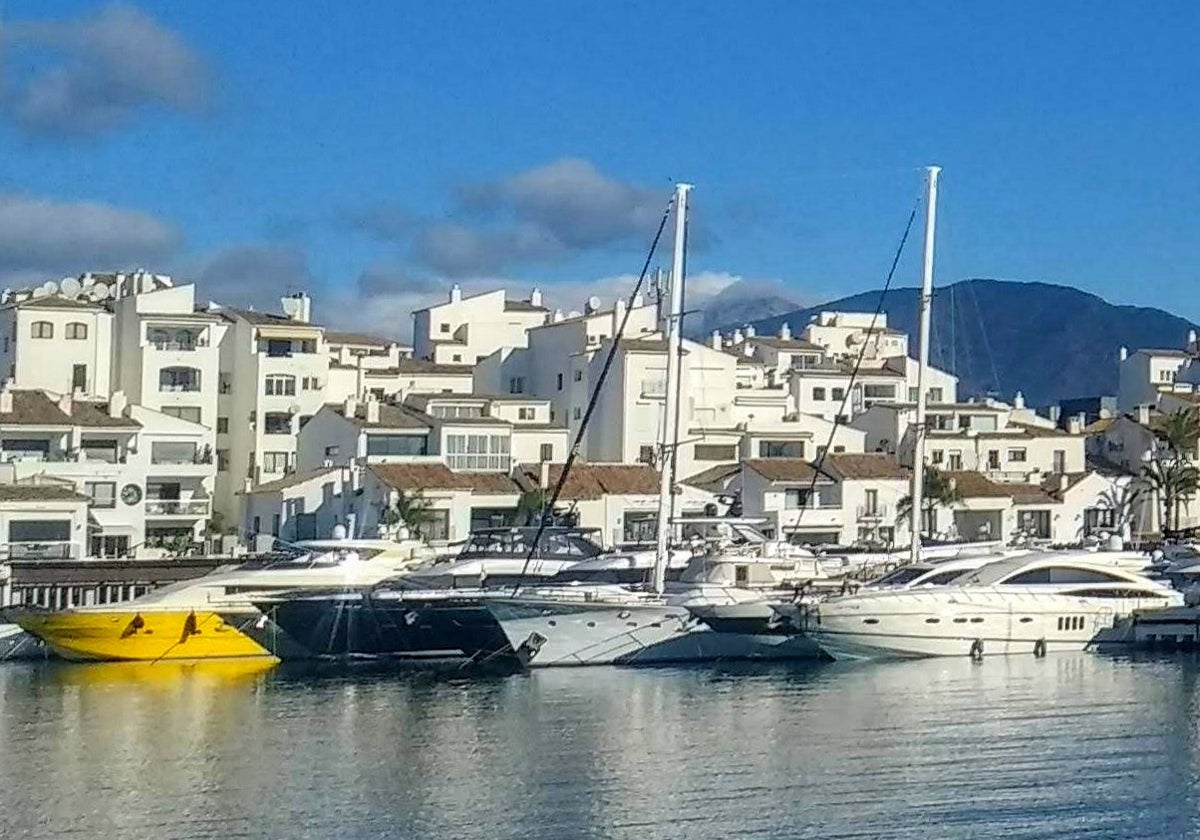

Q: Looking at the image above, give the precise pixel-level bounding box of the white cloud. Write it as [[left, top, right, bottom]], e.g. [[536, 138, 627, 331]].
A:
[[4, 3, 209, 136], [0, 193, 179, 278]]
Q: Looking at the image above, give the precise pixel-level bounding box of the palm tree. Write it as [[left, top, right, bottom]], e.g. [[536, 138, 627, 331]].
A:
[[516, 488, 550, 525], [381, 489, 437, 538], [1158, 406, 1200, 457], [896, 466, 962, 539], [1142, 407, 1200, 535]]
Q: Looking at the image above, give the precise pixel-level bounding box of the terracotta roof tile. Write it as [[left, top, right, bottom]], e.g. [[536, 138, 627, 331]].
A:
[[243, 466, 341, 495], [323, 330, 395, 347], [515, 463, 662, 500], [821, 453, 909, 480], [0, 484, 89, 502], [369, 463, 520, 494], [743, 459, 830, 483], [0, 391, 71, 426], [324, 402, 432, 430], [681, 463, 741, 492]]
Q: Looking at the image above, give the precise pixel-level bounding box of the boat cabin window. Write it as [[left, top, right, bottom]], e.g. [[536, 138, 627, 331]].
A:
[[1002, 567, 1128, 585], [735, 565, 749, 585], [872, 566, 931, 586], [1060, 587, 1163, 599], [924, 569, 970, 585], [456, 529, 603, 560]]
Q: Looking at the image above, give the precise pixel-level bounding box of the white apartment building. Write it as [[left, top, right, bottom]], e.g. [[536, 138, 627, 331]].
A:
[[412, 286, 548, 364], [738, 453, 911, 545], [0, 297, 114, 397], [241, 465, 354, 544], [214, 298, 330, 517], [1117, 341, 1196, 413]]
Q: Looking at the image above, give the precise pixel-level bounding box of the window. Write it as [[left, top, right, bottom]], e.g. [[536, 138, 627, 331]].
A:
[[65, 322, 88, 340], [573, 407, 581, 420], [217, 449, 229, 471], [302, 376, 319, 391], [264, 339, 293, 357], [947, 450, 962, 470], [429, 404, 483, 419], [81, 439, 118, 463], [84, 481, 116, 509], [150, 441, 197, 464], [864, 489, 878, 515], [1085, 508, 1116, 535], [831, 387, 845, 402], [445, 433, 510, 470], [1053, 449, 1066, 473], [509, 376, 525, 394], [623, 512, 658, 543], [784, 488, 811, 509], [987, 450, 1000, 469], [908, 387, 919, 402], [252, 516, 261, 534], [415, 509, 449, 541], [862, 384, 895, 399], [272, 514, 281, 537], [1017, 510, 1051, 539], [217, 417, 229, 434], [265, 375, 296, 396], [162, 406, 202, 424], [930, 449, 944, 464], [1006, 567, 1124, 585], [31, 321, 53, 339], [929, 387, 944, 402], [556, 373, 564, 391], [159, 367, 201, 392], [72, 364, 87, 391], [695, 444, 737, 461], [958, 414, 972, 430], [262, 451, 289, 473], [759, 440, 804, 458], [573, 370, 582, 382], [518, 407, 535, 420], [1008, 448, 1027, 462], [540, 443, 554, 461], [324, 445, 340, 457], [366, 435, 427, 456], [812, 387, 826, 401], [638, 445, 655, 464], [452, 354, 462, 362], [440, 323, 450, 333], [263, 412, 292, 434]]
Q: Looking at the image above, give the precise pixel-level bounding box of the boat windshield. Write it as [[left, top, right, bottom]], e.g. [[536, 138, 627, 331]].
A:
[[452, 528, 604, 561], [871, 565, 934, 586], [238, 549, 381, 571]]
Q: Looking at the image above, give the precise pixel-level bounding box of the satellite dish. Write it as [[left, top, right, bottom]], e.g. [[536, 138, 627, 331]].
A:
[[60, 277, 82, 298], [80, 274, 96, 288], [91, 283, 111, 301], [41, 280, 58, 296], [31, 287, 49, 298], [586, 296, 602, 313]]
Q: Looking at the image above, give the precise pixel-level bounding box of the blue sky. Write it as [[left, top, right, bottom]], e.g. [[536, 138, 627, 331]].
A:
[[3, 1, 1200, 334]]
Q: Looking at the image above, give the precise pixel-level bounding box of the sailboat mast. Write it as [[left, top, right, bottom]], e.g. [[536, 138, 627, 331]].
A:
[[909, 165, 940, 565], [653, 182, 692, 594]]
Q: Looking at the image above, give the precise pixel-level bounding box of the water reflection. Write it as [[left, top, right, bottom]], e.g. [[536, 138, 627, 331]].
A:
[[1, 655, 1199, 839]]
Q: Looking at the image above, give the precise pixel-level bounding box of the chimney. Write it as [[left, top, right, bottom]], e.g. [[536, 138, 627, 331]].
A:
[[745, 324, 756, 338], [356, 356, 366, 399], [343, 396, 359, 419], [0, 380, 13, 414], [530, 287, 542, 308], [1119, 346, 1128, 362], [779, 322, 792, 341], [612, 299, 627, 334], [450, 284, 462, 303], [632, 293, 644, 308], [284, 292, 311, 323], [1067, 414, 1083, 435], [1059, 474, 1070, 492], [1136, 404, 1151, 426], [732, 328, 744, 345], [57, 392, 73, 416], [710, 330, 722, 350], [553, 309, 564, 323], [365, 396, 380, 424], [108, 390, 127, 418], [1048, 405, 1061, 425], [744, 342, 755, 358], [1189, 330, 1197, 349], [1013, 390, 1025, 410]]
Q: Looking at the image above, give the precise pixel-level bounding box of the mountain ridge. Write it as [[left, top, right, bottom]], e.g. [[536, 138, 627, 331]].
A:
[[732, 278, 1199, 407]]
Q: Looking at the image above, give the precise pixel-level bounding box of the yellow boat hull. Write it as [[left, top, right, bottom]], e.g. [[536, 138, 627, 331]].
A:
[[14, 609, 276, 662]]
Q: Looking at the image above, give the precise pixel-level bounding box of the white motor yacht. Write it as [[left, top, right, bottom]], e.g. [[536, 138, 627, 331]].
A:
[[807, 550, 1181, 660], [403, 526, 610, 588]]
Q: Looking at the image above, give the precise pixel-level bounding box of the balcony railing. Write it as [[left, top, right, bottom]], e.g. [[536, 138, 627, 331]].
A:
[[446, 454, 511, 471], [145, 499, 211, 516], [2, 541, 77, 561], [856, 504, 889, 521], [150, 338, 208, 351]]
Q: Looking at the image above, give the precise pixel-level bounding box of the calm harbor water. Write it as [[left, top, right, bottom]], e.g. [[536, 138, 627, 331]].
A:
[[1, 654, 1199, 839]]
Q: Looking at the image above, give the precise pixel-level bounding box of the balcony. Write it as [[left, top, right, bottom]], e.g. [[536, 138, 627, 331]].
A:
[[145, 499, 211, 517], [856, 504, 889, 522], [2, 541, 78, 561], [446, 454, 511, 472], [150, 338, 209, 351]]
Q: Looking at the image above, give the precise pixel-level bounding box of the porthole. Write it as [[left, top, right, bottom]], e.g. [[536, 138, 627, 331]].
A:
[[650, 622, 662, 628], [1019, 617, 1033, 624], [863, 618, 880, 625], [586, 621, 596, 628], [626, 621, 638, 627], [969, 617, 984, 624], [924, 618, 940, 624], [547, 620, 556, 627], [952, 617, 968, 624], [617, 611, 631, 620]]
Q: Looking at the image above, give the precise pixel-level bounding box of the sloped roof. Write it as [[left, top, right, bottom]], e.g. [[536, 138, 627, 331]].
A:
[[0, 484, 88, 502], [323, 330, 394, 347], [743, 459, 830, 483], [681, 463, 741, 493], [369, 463, 520, 494], [242, 466, 341, 495], [1083, 417, 1116, 434], [942, 471, 1058, 504], [0, 391, 72, 426], [503, 299, 548, 312], [821, 453, 909, 480], [748, 337, 824, 352], [514, 462, 662, 500], [325, 402, 432, 430], [224, 308, 324, 329], [390, 359, 474, 375], [70, 401, 141, 428], [0, 296, 104, 312]]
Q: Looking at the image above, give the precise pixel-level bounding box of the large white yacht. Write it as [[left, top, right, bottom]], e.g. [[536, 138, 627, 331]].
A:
[[807, 551, 1182, 660]]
